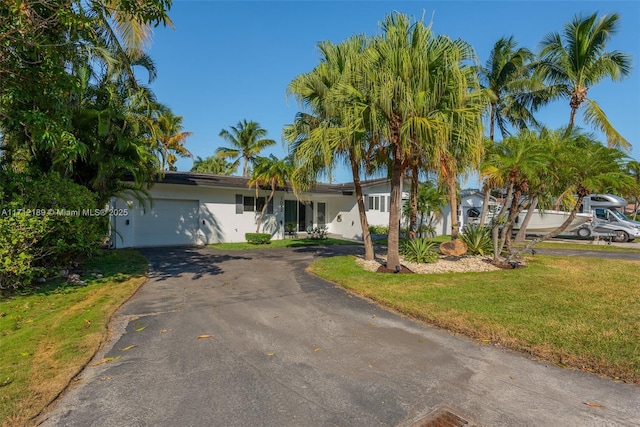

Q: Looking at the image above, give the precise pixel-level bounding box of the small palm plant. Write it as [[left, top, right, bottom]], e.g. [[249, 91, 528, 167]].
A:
[[460, 224, 493, 256], [401, 238, 439, 263]]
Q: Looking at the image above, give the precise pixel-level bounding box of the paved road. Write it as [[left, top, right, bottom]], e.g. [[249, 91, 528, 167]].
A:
[[38, 246, 639, 426]]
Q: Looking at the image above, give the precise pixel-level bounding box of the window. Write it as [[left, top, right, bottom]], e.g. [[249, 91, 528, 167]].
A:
[[243, 196, 255, 212], [368, 196, 381, 211], [236, 194, 273, 214]]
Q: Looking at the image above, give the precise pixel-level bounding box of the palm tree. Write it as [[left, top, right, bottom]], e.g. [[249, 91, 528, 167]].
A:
[[538, 12, 632, 149], [478, 36, 539, 141], [191, 156, 237, 175], [514, 131, 635, 257], [481, 129, 552, 259], [285, 36, 378, 261], [217, 120, 276, 177], [154, 110, 193, 171], [248, 155, 293, 233]]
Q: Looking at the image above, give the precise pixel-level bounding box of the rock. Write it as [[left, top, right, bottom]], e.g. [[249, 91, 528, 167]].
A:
[[95, 274, 103, 279], [37, 277, 47, 283], [439, 239, 468, 256]]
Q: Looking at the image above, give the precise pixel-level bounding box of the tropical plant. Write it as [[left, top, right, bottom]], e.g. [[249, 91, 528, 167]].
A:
[[217, 120, 276, 177], [478, 36, 542, 140], [401, 238, 439, 264], [285, 35, 377, 261], [190, 156, 237, 175], [537, 12, 632, 149], [306, 225, 328, 240], [460, 225, 493, 256], [248, 155, 292, 233], [355, 13, 486, 268], [154, 110, 192, 170]]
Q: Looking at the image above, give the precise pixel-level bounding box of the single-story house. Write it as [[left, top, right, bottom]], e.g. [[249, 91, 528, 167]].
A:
[[109, 171, 492, 248]]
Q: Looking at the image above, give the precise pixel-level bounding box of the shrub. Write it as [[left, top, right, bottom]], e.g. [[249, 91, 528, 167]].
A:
[[0, 171, 106, 290], [306, 225, 328, 240], [460, 224, 493, 256], [368, 224, 389, 235], [245, 233, 271, 244], [401, 238, 439, 263]]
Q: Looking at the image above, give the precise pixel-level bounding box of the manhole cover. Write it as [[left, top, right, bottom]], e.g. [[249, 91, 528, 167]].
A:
[[410, 406, 474, 427]]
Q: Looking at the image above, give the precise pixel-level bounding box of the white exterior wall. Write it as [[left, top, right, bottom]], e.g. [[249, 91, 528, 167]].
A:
[[111, 184, 285, 248]]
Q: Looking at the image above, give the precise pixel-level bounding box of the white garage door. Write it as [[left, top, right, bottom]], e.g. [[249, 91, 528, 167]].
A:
[[133, 199, 199, 247]]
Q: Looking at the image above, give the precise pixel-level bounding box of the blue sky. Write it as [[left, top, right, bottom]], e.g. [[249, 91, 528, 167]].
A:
[[146, 0, 640, 184]]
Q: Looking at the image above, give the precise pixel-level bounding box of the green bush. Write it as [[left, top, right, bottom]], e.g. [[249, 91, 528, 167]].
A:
[[306, 225, 328, 240], [460, 224, 493, 256], [0, 171, 106, 290], [245, 233, 271, 244], [368, 224, 389, 235], [401, 238, 439, 263]]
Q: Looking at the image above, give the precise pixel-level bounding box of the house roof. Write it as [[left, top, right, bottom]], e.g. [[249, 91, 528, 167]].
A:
[[153, 171, 392, 195]]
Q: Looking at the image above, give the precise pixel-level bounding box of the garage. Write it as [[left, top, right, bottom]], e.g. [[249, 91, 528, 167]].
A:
[[133, 199, 200, 247]]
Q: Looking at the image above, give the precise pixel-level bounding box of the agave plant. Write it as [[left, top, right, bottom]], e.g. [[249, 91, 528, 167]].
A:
[[460, 224, 494, 256], [401, 238, 439, 263]]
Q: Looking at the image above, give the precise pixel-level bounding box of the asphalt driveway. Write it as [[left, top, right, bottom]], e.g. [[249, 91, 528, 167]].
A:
[[38, 245, 639, 426]]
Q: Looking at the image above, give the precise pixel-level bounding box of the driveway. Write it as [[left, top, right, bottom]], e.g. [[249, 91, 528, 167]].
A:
[[38, 246, 639, 426]]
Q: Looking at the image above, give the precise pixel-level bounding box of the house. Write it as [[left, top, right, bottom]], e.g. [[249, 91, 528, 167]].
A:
[[109, 172, 492, 248]]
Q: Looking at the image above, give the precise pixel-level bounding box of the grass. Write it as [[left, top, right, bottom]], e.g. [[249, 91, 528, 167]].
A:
[[309, 254, 640, 383], [0, 250, 148, 427], [209, 237, 360, 250]]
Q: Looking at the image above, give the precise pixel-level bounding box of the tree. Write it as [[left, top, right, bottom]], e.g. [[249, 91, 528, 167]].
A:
[[513, 131, 635, 258], [154, 110, 193, 170], [191, 156, 237, 175], [248, 155, 293, 233], [217, 120, 276, 178], [478, 36, 540, 141], [538, 12, 632, 149], [285, 36, 378, 261], [481, 129, 552, 260]]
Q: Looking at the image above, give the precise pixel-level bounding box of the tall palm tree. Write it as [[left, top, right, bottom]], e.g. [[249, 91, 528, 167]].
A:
[[217, 120, 276, 177], [248, 155, 293, 233], [344, 13, 486, 267], [191, 156, 237, 175], [285, 36, 378, 261], [538, 12, 632, 149], [154, 110, 193, 171], [478, 36, 539, 141]]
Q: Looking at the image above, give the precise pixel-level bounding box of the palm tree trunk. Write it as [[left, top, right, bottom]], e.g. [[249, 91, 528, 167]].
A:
[[489, 103, 496, 141], [408, 164, 418, 240], [479, 185, 491, 226], [448, 174, 459, 240], [514, 196, 538, 243], [386, 145, 404, 271], [349, 153, 375, 261]]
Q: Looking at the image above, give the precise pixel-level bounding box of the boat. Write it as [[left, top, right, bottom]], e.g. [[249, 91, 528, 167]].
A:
[[512, 209, 592, 234]]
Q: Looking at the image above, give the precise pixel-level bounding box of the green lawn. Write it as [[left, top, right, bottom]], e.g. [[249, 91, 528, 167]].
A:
[[309, 254, 640, 383], [0, 250, 148, 427]]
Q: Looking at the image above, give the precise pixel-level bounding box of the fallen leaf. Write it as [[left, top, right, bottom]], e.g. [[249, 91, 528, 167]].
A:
[[313, 348, 321, 352], [197, 334, 213, 339], [99, 376, 112, 381], [92, 356, 121, 366], [371, 314, 376, 319], [120, 345, 137, 352], [134, 326, 146, 332], [584, 402, 605, 408], [509, 376, 515, 381], [273, 315, 279, 319], [84, 319, 91, 329], [266, 352, 275, 357]]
